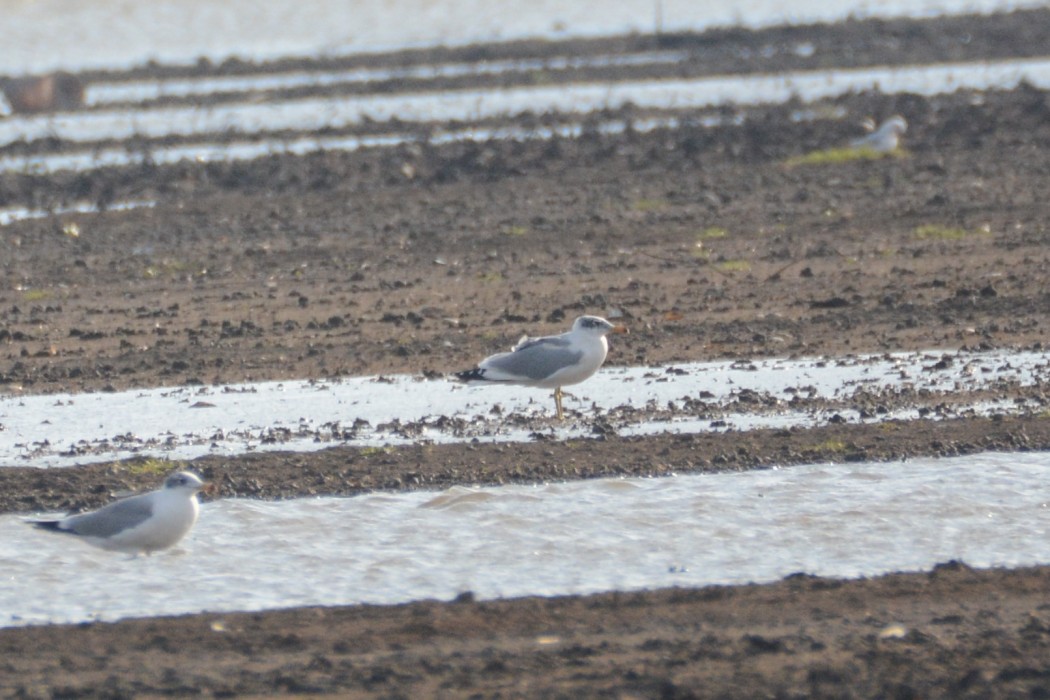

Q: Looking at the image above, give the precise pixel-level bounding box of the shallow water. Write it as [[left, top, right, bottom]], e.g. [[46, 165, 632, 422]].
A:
[[4, 0, 1045, 74], [1, 451, 1047, 627], [0, 114, 693, 175], [84, 50, 693, 106], [0, 349, 1045, 467], [0, 199, 155, 227], [3, 56, 1049, 172]]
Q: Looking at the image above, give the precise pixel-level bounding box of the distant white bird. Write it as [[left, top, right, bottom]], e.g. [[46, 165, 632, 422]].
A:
[[455, 315, 627, 419], [851, 115, 908, 153], [30, 471, 207, 555]]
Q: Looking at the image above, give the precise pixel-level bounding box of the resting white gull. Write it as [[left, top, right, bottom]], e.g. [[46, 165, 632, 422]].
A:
[[30, 471, 207, 555], [850, 114, 907, 153], [455, 315, 627, 419]]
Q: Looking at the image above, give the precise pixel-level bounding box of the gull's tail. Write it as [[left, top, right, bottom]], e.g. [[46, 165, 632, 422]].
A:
[[31, 520, 69, 534]]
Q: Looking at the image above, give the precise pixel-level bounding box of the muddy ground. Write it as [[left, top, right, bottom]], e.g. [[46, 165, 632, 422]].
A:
[[3, 8, 1050, 698]]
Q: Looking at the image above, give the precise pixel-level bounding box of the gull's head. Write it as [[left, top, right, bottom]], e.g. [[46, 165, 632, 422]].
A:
[[855, 115, 908, 153], [571, 315, 628, 337], [879, 115, 908, 137], [164, 471, 206, 493]]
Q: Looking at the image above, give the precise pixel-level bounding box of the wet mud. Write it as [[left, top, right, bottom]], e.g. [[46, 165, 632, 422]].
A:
[[6, 561, 1050, 698], [3, 8, 1050, 698]]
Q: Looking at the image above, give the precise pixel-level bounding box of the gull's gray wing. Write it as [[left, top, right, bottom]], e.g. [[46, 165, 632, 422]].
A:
[[511, 334, 570, 352], [483, 337, 583, 381], [62, 494, 155, 538]]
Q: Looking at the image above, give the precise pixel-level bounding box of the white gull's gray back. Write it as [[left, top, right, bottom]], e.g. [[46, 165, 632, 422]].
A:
[[454, 315, 625, 418], [30, 470, 207, 555], [484, 336, 582, 381]]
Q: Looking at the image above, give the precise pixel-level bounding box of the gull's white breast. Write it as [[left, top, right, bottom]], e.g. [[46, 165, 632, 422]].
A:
[[92, 492, 200, 553]]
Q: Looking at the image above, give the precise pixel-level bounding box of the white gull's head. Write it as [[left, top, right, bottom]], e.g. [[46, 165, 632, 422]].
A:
[[570, 315, 619, 336], [164, 471, 206, 493], [854, 115, 908, 152]]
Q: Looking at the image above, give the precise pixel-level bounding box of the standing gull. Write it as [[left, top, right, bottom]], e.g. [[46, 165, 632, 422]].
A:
[[850, 114, 908, 153], [30, 471, 207, 555], [455, 315, 626, 419]]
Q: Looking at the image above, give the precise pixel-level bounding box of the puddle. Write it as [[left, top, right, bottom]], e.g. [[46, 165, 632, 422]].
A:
[[2, 54, 1041, 175], [2, 56, 1049, 173], [84, 50, 692, 106], [4, 0, 1042, 75], [1, 450, 1047, 627], [0, 199, 155, 226], [0, 349, 1045, 468], [0, 115, 702, 176]]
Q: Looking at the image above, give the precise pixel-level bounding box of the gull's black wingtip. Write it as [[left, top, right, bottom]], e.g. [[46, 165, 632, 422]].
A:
[[454, 368, 486, 383], [31, 520, 65, 533]]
